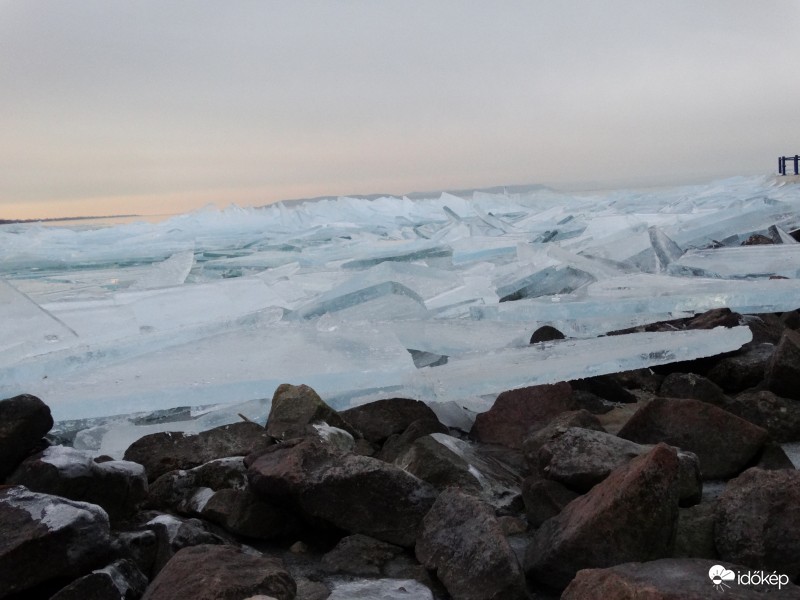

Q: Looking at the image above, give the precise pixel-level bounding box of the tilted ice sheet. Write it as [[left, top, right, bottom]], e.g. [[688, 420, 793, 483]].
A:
[[670, 244, 800, 279], [405, 326, 752, 404]]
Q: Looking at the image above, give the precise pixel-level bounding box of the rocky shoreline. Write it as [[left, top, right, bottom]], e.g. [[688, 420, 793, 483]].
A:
[[2, 308, 800, 599]]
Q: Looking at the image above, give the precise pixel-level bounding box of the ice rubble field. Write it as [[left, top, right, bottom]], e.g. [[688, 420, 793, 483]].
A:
[[3, 175, 800, 454]]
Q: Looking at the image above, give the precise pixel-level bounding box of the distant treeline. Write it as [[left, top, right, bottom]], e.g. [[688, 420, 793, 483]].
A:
[[0, 215, 138, 225]]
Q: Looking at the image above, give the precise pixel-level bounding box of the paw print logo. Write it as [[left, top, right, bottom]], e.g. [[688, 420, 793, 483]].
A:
[[708, 565, 735, 592]]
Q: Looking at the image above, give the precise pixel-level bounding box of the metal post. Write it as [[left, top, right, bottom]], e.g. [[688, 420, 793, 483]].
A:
[[795, 155, 799, 175], [780, 156, 785, 175]]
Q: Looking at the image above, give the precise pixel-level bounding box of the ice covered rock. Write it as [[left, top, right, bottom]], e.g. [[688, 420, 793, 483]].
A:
[[327, 578, 433, 600], [141, 544, 295, 600], [146, 456, 249, 512], [0, 486, 112, 598], [7, 445, 147, 521], [0, 393, 53, 480], [144, 514, 231, 576]]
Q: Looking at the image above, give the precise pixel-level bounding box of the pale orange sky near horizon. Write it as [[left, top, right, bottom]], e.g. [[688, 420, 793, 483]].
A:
[[2, 1, 799, 220]]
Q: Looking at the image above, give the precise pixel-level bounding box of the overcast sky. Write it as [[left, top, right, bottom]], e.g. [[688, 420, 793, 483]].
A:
[[2, 1, 799, 219]]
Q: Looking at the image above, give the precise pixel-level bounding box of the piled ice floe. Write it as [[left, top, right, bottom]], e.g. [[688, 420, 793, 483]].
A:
[[2, 175, 800, 431]]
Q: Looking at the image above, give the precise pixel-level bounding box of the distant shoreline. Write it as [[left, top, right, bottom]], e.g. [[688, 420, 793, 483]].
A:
[[0, 214, 140, 225]]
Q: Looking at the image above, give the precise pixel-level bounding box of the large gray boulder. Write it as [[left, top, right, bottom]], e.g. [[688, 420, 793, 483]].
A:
[[765, 329, 800, 400], [416, 488, 528, 600]]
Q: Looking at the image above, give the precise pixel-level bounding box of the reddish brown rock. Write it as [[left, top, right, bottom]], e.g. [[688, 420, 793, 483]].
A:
[[617, 397, 769, 479], [471, 382, 574, 449], [524, 444, 681, 590], [715, 468, 800, 579], [141, 544, 295, 600], [765, 329, 800, 400], [562, 558, 800, 599]]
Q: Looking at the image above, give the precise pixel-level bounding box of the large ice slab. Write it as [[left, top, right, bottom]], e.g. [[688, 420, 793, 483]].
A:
[[405, 326, 752, 404]]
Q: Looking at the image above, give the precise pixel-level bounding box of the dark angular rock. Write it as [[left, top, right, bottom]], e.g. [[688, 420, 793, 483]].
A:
[[525, 444, 681, 591], [707, 343, 775, 394], [617, 397, 769, 479], [781, 309, 800, 329], [7, 445, 147, 521], [146, 456, 249, 512], [377, 417, 449, 463], [0, 486, 111, 598], [571, 375, 638, 404], [200, 488, 301, 540], [416, 488, 528, 600], [247, 439, 437, 547], [321, 533, 404, 576], [141, 544, 295, 600], [49, 559, 148, 600], [471, 382, 574, 449], [742, 233, 774, 245], [265, 383, 355, 440], [726, 390, 800, 443], [0, 394, 53, 481], [562, 558, 800, 599], [111, 530, 158, 580], [659, 372, 729, 406], [143, 514, 231, 576], [673, 501, 718, 559], [530, 325, 565, 343], [715, 468, 800, 579], [756, 441, 797, 470], [744, 313, 787, 346], [521, 409, 605, 470], [685, 307, 742, 329], [340, 397, 442, 444], [124, 422, 273, 482], [521, 475, 579, 528], [765, 329, 800, 400]]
